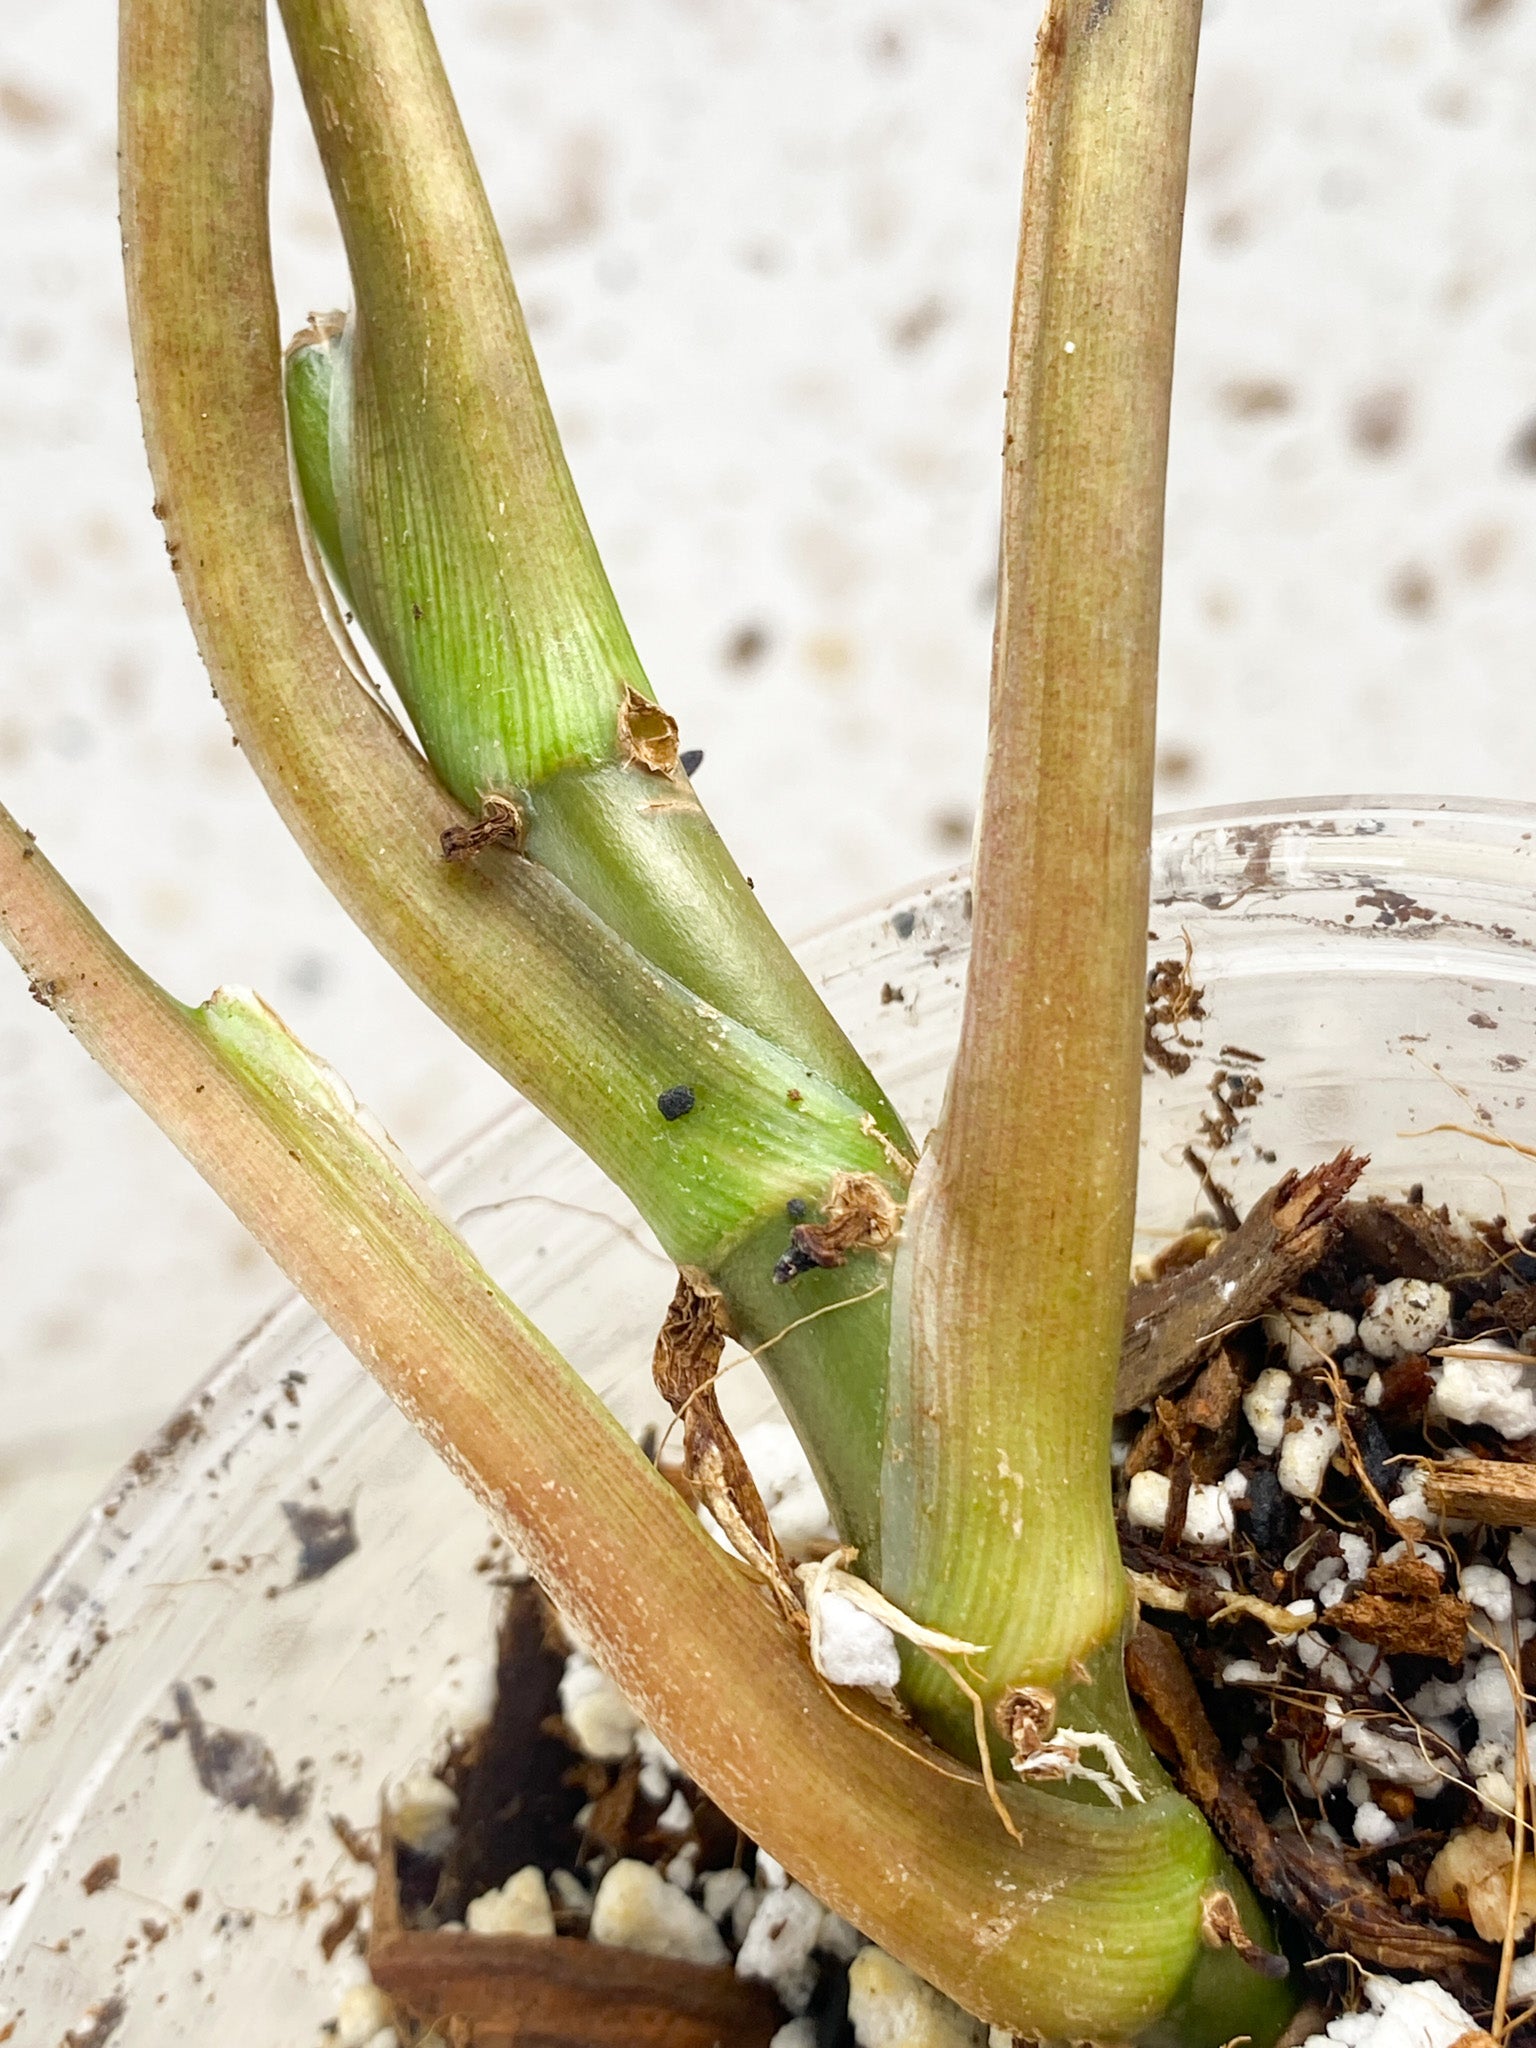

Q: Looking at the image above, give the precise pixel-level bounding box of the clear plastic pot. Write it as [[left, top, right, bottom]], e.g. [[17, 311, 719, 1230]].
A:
[[4, 797, 1536, 2042]]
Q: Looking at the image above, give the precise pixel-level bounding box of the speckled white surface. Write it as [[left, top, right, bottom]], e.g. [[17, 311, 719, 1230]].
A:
[[3, 0, 1536, 1612]]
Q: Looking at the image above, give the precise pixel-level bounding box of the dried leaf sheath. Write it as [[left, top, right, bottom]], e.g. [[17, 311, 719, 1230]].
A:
[[652, 1272, 787, 1595]]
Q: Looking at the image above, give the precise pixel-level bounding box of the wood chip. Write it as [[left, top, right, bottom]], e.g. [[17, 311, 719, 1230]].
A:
[[1326, 1554, 1471, 1662], [1125, 1620, 1488, 1997], [1182, 1348, 1245, 1436], [370, 1835, 781, 2048], [1336, 1198, 1490, 1287], [1420, 1459, 1536, 1528], [1117, 1152, 1366, 1414]]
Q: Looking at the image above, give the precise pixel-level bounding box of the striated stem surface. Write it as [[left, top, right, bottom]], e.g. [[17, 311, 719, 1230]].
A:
[[881, 0, 1200, 1705], [0, 797, 1285, 2046]]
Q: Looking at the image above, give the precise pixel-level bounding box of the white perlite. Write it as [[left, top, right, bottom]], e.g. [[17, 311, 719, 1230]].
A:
[[1125, 1470, 1236, 1546], [1266, 1308, 1356, 1371], [549, 1868, 591, 1916], [1243, 1367, 1293, 1454], [1358, 1280, 1452, 1361], [1511, 1953, 1536, 2001], [1278, 1409, 1342, 1500], [848, 1946, 987, 2047], [1432, 1348, 1536, 1440], [656, 1788, 693, 1835], [1511, 1532, 1536, 1585], [771, 2024, 820, 2048], [424, 1654, 499, 1743], [701, 1866, 751, 1922], [334, 1984, 395, 2048], [819, 1910, 864, 1962], [1352, 1801, 1398, 1848], [1300, 1973, 1481, 2048], [385, 1772, 458, 1858], [1387, 1478, 1434, 1528], [559, 1649, 642, 1761], [1338, 1714, 1444, 1790], [636, 1727, 680, 1805], [1462, 1564, 1514, 1624], [466, 1865, 556, 1938], [589, 1858, 728, 1966], [736, 1882, 826, 2014], [809, 1584, 903, 1690]]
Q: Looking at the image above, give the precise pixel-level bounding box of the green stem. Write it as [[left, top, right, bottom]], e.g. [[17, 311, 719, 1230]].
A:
[[121, 0, 910, 1537], [879, 0, 1202, 1708], [276, 0, 902, 1137], [0, 798, 1288, 2047]]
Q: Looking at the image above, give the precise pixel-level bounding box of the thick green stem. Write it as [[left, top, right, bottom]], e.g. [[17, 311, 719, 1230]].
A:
[[276, 0, 901, 1136], [122, 0, 910, 1538], [880, 0, 1202, 1711], [0, 801, 1289, 2046]]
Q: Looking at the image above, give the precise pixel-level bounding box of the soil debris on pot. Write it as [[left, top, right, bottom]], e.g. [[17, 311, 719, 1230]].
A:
[[282, 1498, 358, 1583], [165, 1681, 313, 1824]]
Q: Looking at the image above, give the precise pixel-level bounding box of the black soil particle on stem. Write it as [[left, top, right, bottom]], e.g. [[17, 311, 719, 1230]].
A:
[[656, 1085, 696, 1122]]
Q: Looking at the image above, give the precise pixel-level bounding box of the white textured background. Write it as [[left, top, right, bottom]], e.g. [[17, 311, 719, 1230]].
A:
[[3, 0, 1536, 1615]]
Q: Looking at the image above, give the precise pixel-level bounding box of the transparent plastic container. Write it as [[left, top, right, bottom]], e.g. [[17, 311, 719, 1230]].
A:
[[4, 797, 1536, 2043]]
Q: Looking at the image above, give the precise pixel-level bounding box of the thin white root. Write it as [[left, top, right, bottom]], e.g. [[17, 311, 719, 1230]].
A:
[[796, 1551, 989, 1659], [1011, 1727, 1147, 1809]]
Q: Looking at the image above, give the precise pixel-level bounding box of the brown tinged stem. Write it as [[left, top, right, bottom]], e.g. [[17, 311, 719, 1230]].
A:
[[881, 0, 1203, 1705], [0, 800, 1271, 2046], [116, 0, 913, 1533], [273, 0, 901, 1135]]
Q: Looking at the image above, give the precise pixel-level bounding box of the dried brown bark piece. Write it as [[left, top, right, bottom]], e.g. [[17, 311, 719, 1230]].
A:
[[1326, 1554, 1470, 1662], [1420, 1458, 1536, 1528], [371, 1835, 782, 2048], [1125, 1620, 1489, 1997], [1335, 1198, 1490, 1288], [1372, 1354, 1435, 1428], [1182, 1348, 1246, 1436], [1117, 1152, 1366, 1414]]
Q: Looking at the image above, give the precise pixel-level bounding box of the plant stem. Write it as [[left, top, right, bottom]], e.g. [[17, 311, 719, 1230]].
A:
[[275, 0, 900, 1134], [120, 0, 913, 1536], [880, 0, 1201, 1705], [0, 800, 1287, 2047]]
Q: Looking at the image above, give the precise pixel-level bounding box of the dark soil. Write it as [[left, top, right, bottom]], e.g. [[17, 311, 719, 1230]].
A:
[[1119, 1190, 1536, 2033]]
